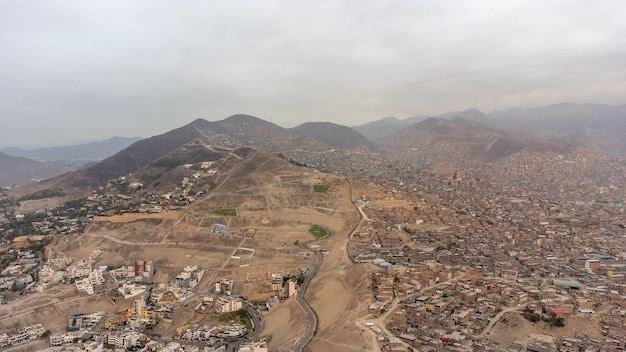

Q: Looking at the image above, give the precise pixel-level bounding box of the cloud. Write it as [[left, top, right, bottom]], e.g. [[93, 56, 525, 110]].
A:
[[1, 0, 625, 148]]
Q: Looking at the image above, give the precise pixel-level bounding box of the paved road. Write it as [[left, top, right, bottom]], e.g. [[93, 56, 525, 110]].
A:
[[293, 250, 323, 352], [245, 303, 264, 339]]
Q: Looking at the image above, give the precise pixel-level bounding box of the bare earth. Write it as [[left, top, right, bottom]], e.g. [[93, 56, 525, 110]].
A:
[[2, 157, 381, 351], [260, 296, 307, 351], [489, 310, 604, 348]]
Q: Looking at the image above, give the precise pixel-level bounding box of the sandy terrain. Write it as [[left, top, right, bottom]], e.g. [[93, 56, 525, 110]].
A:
[[296, 178, 377, 352], [260, 296, 307, 351], [2, 162, 378, 351], [489, 310, 604, 348], [0, 289, 116, 334]]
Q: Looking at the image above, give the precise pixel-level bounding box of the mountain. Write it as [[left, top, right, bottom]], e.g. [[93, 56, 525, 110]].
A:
[[486, 103, 626, 156], [0, 152, 68, 188], [6, 115, 373, 198], [211, 114, 325, 152], [353, 110, 488, 140], [357, 103, 626, 156], [378, 117, 578, 167], [352, 115, 428, 140], [85, 115, 373, 186], [81, 119, 221, 187], [2, 136, 143, 167], [289, 122, 377, 152]]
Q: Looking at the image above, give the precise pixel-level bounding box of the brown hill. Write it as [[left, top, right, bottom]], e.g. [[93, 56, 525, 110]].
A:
[[289, 122, 378, 152], [0, 152, 69, 188], [130, 141, 244, 193]]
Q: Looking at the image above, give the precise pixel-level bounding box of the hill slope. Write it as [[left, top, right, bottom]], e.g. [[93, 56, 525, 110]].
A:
[[378, 117, 577, 167], [6, 115, 336, 197], [289, 122, 377, 151], [0, 152, 68, 188], [353, 110, 487, 140]]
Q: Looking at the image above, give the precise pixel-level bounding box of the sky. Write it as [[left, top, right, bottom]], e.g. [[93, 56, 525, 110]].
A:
[[1, 1, 625, 149]]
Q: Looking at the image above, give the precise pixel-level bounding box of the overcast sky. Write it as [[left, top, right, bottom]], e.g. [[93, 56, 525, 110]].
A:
[[1, 1, 625, 148]]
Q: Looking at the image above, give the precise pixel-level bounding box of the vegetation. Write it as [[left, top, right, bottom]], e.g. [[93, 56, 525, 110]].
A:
[[152, 157, 188, 170], [521, 307, 565, 327], [283, 273, 306, 286], [309, 225, 328, 239], [211, 208, 237, 216], [138, 170, 163, 186], [1, 211, 49, 241], [288, 158, 307, 167], [277, 152, 307, 166], [219, 309, 253, 329], [313, 184, 330, 193], [18, 187, 65, 201]]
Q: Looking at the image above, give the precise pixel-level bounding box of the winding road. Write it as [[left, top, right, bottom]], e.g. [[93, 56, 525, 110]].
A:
[[293, 250, 323, 352]]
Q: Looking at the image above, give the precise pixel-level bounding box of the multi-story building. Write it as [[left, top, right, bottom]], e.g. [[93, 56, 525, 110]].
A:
[[215, 296, 243, 313]]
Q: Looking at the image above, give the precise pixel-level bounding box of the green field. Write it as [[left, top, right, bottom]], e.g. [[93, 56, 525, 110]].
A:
[[19, 188, 66, 201], [211, 208, 237, 216], [309, 225, 328, 239], [313, 184, 330, 193]]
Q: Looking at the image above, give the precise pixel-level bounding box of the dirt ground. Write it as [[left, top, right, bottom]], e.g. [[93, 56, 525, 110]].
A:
[[293, 178, 377, 352], [489, 310, 605, 348], [0, 288, 117, 334], [3, 168, 367, 350], [260, 296, 307, 350]]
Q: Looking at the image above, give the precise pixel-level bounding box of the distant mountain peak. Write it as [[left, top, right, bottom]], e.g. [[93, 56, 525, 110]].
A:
[[221, 114, 276, 127], [380, 116, 402, 124], [1, 136, 143, 168]]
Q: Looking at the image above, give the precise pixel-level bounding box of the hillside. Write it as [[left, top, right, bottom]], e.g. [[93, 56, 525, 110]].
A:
[[378, 117, 578, 167], [353, 116, 427, 140], [356, 103, 626, 156], [5, 119, 220, 198], [353, 110, 489, 140], [210, 114, 325, 152], [0, 152, 68, 188]]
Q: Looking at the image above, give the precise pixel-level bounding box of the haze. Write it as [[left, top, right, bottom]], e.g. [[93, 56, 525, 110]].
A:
[[1, 0, 625, 149]]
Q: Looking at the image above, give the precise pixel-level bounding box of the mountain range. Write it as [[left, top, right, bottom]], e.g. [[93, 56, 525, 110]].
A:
[[1, 136, 142, 167], [4, 102, 626, 196], [355, 103, 626, 156], [5, 116, 377, 197]]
